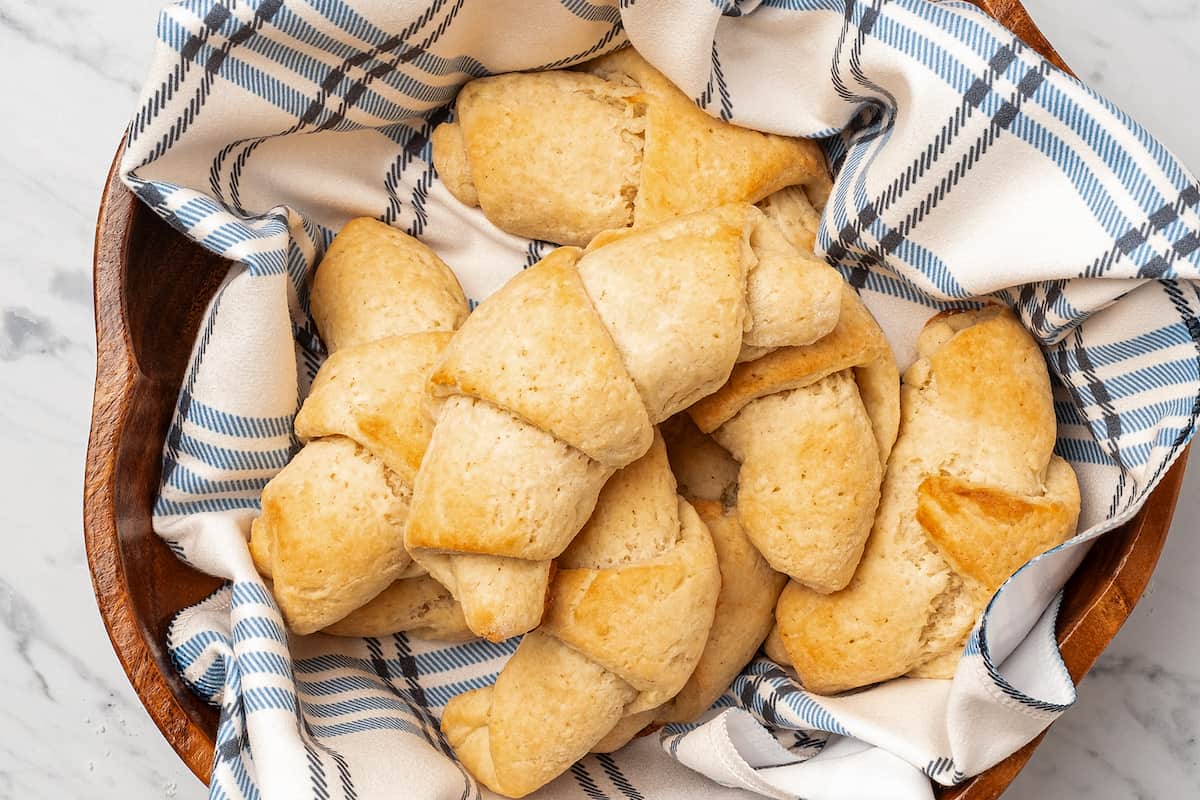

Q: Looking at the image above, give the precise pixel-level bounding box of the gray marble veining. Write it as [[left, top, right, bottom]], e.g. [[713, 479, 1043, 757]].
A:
[[0, 0, 1196, 798], [0, 308, 73, 361]]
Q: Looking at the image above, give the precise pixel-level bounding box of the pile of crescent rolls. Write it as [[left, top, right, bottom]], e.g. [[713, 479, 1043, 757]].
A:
[[248, 47, 1082, 798]]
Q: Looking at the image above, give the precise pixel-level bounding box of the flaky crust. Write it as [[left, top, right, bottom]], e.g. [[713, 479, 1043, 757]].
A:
[[715, 372, 883, 593], [658, 500, 786, 724], [742, 214, 843, 350], [773, 307, 1081, 695], [577, 205, 753, 420], [252, 437, 412, 635], [691, 283, 899, 450], [437, 70, 643, 246], [690, 279, 900, 593], [757, 184, 824, 254], [584, 48, 827, 229], [649, 418, 786, 726], [440, 435, 720, 798], [432, 47, 827, 246], [430, 247, 652, 467]]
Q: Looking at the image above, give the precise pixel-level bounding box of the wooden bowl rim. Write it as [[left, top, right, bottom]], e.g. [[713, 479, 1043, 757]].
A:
[[87, 143, 221, 782], [84, 1, 1183, 796]]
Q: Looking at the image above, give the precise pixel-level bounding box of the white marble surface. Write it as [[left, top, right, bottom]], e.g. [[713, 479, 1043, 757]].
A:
[[0, 0, 1196, 797]]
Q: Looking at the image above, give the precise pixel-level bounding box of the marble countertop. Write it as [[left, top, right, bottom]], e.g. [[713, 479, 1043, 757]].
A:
[[1, 0, 1197, 797]]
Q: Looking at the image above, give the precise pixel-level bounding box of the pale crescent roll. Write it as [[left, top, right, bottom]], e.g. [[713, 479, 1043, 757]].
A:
[[692, 283, 901, 593], [250, 219, 473, 638], [440, 433, 720, 797], [653, 415, 786, 727], [432, 47, 829, 246]]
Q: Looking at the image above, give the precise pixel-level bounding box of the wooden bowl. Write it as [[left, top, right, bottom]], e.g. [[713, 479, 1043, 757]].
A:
[[85, 2, 1188, 795]]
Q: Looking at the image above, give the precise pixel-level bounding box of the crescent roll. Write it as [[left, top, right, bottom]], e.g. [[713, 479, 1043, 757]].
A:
[[440, 433, 720, 797], [406, 204, 843, 641], [655, 416, 787, 725], [772, 307, 1081, 694], [250, 219, 473, 638], [685, 188, 901, 594], [432, 47, 829, 246], [691, 284, 901, 593]]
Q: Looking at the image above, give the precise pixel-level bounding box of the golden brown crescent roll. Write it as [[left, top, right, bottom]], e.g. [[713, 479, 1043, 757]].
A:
[[249, 218, 472, 637], [658, 502, 785, 724], [406, 204, 842, 641], [654, 416, 786, 726], [432, 47, 828, 246], [588, 418, 786, 753], [689, 199, 901, 594], [772, 307, 1081, 695], [440, 433, 720, 798]]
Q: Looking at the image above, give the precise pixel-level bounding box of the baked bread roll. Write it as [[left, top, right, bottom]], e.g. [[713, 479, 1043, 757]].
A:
[[249, 218, 472, 637], [406, 204, 843, 641], [690, 284, 900, 593], [588, 417, 786, 754], [432, 47, 829, 246], [655, 416, 786, 725], [687, 190, 899, 592], [440, 433, 720, 798], [772, 307, 1081, 694]]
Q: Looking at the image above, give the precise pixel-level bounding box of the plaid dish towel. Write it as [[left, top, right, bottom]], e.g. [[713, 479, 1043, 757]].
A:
[[123, 1, 1200, 799]]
